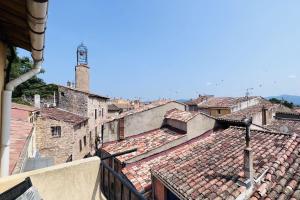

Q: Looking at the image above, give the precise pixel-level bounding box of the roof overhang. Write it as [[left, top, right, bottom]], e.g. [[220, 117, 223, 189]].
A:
[[0, 0, 48, 61]]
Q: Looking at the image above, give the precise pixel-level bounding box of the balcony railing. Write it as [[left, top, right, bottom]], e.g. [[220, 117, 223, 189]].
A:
[[98, 148, 146, 200]]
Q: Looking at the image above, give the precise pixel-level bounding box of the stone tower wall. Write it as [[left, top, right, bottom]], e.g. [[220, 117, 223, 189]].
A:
[[75, 64, 89, 92]]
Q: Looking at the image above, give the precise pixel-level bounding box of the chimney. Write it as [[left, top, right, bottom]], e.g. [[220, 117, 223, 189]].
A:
[[34, 94, 41, 108], [262, 106, 267, 125], [53, 91, 56, 107], [242, 117, 254, 187]]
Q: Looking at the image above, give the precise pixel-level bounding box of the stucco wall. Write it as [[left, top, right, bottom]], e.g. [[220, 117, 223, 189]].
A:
[[0, 157, 103, 200], [187, 114, 216, 139], [231, 97, 262, 112], [208, 108, 231, 117], [124, 102, 186, 138], [103, 120, 118, 142], [165, 119, 187, 132]]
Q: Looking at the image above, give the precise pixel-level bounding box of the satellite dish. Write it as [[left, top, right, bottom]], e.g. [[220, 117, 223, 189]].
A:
[[280, 126, 289, 134]]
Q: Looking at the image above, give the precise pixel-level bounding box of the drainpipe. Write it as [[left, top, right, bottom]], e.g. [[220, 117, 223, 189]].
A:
[[1, 61, 42, 176], [0, 0, 48, 177]]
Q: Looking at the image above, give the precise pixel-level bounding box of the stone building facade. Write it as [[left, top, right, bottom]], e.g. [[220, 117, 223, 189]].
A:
[[35, 108, 90, 164], [39, 85, 109, 150]]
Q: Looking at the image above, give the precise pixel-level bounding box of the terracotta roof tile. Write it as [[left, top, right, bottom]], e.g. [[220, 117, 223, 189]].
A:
[[122, 127, 297, 198], [102, 127, 185, 162], [9, 119, 33, 174], [198, 96, 258, 108], [185, 96, 213, 106], [265, 119, 300, 135], [220, 101, 277, 121], [165, 109, 199, 122], [40, 107, 88, 125]]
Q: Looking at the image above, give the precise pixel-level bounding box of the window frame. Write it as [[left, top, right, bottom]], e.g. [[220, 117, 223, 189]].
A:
[[51, 126, 61, 138]]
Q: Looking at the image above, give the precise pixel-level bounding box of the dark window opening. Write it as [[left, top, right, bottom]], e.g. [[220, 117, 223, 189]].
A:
[[95, 109, 97, 119], [51, 126, 61, 137], [83, 136, 87, 146], [79, 140, 82, 152], [217, 109, 221, 114]]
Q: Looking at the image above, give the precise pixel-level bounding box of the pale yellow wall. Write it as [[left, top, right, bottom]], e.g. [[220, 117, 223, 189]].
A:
[[0, 157, 103, 200], [209, 108, 231, 117]]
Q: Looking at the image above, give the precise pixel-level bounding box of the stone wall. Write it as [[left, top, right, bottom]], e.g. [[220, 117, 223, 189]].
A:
[[75, 64, 89, 92], [56, 86, 89, 117], [88, 97, 108, 149], [35, 117, 89, 164]]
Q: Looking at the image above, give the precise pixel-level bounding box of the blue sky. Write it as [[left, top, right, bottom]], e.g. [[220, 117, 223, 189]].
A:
[[19, 1, 300, 101]]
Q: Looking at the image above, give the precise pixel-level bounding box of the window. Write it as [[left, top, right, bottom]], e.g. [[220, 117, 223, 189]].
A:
[[217, 109, 221, 114], [95, 109, 97, 119], [83, 136, 87, 146], [51, 126, 61, 137], [102, 108, 104, 118], [61, 92, 65, 97], [79, 140, 82, 152], [101, 124, 104, 142]]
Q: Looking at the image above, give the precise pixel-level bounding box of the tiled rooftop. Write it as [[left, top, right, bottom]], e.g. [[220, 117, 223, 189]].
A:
[[165, 109, 198, 122], [40, 107, 88, 125], [123, 127, 298, 199], [185, 96, 213, 106], [12, 103, 38, 112], [10, 117, 33, 174], [220, 101, 276, 122], [102, 127, 184, 162], [265, 119, 300, 134], [198, 96, 258, 108]]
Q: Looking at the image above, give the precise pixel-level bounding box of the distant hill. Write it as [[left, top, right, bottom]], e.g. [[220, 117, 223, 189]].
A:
[[176, 99, 190, 103], [267, 95, 300, 106]]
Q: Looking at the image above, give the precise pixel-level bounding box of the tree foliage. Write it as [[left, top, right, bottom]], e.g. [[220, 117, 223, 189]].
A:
[[269, 98, 294, 108], [9, 50, 56, 105]]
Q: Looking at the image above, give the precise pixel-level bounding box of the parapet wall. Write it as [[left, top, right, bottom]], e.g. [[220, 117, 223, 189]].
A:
[[0, 157, 103, 200]]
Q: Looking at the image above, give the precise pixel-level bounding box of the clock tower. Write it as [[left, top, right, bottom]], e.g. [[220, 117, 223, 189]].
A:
[[75, 43, 89, 92]]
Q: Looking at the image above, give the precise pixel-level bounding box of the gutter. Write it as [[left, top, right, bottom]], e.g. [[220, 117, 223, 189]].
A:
[[0, 0, 48, 177]]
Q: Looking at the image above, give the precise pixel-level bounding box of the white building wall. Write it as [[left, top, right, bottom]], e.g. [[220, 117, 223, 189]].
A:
[[124, 102, 186, 138], [187, 114, 216, 139]]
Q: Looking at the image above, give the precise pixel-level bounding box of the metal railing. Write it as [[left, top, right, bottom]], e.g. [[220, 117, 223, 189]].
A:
[[98, 148, 146, 200]]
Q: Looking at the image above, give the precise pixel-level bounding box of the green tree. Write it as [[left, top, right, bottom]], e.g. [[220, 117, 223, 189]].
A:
[[8, 49, 56, 105], [269, 98, 294, 108]]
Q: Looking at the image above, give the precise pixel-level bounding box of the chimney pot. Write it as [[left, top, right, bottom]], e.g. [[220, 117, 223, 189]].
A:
[[34, 94, 41, 108], [242, 117, 254, 186]]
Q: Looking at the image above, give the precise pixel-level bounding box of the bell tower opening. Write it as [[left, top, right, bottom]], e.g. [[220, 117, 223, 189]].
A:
[[75, 43, 89, 92]]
